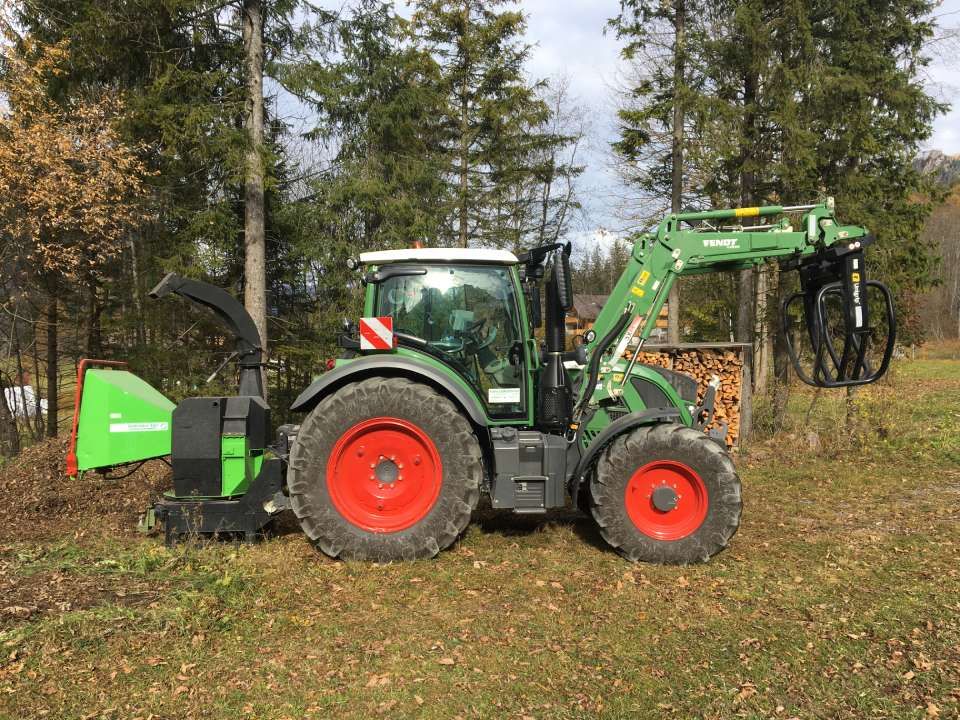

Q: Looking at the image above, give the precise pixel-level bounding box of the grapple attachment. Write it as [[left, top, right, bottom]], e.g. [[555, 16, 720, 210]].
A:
[[781, 236, 896, 388]]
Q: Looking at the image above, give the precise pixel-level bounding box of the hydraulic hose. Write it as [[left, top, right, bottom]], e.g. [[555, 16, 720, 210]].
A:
[[573, 311, 632, 421]]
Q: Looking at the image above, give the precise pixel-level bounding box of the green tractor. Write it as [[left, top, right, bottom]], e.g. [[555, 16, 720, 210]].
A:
[[68, 199, 895, 564]]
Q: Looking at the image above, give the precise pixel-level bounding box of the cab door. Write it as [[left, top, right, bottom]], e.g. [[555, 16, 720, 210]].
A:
[[375, 264, 528, 420]]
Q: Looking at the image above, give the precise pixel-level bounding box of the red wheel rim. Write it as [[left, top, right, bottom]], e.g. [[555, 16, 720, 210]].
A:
[[624, 460, 708, 540], [326, 417, 443, 533]]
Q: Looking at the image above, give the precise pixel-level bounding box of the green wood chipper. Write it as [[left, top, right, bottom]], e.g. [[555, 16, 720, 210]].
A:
[[67, 198, 895, 563]]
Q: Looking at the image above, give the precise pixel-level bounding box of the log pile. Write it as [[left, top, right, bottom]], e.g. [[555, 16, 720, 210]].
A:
[[631, 346, 744, 447]]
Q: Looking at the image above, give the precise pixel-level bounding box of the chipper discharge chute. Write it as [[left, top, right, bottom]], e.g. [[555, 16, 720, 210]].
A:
[[67, 197, 896, 563]]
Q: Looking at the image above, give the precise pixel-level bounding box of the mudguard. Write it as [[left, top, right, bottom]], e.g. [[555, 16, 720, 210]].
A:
[[290, 355, 488, 426], [569, 407, 682, 507]]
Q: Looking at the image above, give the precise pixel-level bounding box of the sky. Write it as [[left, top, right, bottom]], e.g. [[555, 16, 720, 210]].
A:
[[511, 0, 960, 242]]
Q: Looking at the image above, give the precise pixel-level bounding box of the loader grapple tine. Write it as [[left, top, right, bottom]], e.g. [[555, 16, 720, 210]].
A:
[[781, 240, 896, 389]]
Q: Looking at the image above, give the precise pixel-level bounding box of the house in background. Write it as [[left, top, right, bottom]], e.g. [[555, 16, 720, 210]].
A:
[[567, 294, 669, 340]]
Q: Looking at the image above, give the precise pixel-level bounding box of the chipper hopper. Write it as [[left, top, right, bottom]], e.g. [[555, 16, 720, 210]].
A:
[[68, 198, 896, 563]]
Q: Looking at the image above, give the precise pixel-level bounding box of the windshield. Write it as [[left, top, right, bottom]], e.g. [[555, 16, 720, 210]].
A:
[[376, 265, 524, 414]]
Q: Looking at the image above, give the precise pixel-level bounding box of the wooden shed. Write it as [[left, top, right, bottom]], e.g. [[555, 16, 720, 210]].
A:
[[567, 294, 669, 339]]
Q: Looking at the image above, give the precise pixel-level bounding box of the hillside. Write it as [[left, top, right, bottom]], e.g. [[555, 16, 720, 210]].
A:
[[914, 149, 960, 186]]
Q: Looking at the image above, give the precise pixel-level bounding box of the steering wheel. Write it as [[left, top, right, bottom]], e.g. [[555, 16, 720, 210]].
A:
[[464, 319, 498, 351]]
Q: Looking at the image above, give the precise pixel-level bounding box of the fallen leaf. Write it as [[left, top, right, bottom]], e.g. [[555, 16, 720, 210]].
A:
[[438, 657, 455, 665], [735, 683, 757, 703], [377, 699, 397, 714]]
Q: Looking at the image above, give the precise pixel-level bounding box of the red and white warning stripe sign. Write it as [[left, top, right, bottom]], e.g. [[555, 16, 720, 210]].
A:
[[359, 316, 396, 351]]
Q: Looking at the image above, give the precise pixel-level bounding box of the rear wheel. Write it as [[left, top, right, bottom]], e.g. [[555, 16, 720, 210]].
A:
[[288, 378, 482, 561], [589, 423, 741, 564]]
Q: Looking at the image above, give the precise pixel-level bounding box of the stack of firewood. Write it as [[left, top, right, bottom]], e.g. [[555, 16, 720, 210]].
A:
[[631, 347, 744, 447]]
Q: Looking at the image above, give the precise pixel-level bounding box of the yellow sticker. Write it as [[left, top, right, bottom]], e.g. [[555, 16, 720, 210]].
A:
[[734, 206, 760, 218], [631, 286, 645, 297], [612, 373, 624, 383], [638, 270, 650, 285], [851, 272, 861, 283]]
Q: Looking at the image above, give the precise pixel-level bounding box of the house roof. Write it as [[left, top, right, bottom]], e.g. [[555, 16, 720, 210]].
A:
[[571, 294, 608, 321]]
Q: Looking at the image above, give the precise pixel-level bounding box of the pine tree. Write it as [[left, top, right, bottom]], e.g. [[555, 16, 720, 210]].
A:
[[411, 0, 580, 248], [287, 0, 449, 249], [692, 0, 944, 429], [611, 0, 715, 343]]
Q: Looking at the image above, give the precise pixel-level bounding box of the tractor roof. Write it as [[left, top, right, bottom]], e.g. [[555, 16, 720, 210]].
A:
[[359, 248, 519, 265]]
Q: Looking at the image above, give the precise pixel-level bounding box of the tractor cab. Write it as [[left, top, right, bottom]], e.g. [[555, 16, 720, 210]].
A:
[[353, 244, 588, 433], [359, 248, 528, 415]]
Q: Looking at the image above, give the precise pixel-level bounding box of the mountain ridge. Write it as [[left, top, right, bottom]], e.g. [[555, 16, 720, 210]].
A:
[[913, 150, 960, 186]]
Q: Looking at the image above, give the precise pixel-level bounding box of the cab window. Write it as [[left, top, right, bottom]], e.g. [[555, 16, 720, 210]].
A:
[[376, 265, 524, 415]]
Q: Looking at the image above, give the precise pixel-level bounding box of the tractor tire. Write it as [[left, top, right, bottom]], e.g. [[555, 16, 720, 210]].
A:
[[589, 423, 741, 564], [288, 377, 482, 561]]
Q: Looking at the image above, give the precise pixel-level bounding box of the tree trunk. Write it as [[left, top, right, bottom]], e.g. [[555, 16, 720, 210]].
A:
[[242, 0, 267, 392], [753, 265, 769, 395], [771, 271, 791, 433], [458, 2, 471, 248], [24, 326, 43, 440], [667, 0, 685, 345], [86, 282, 103, 357], [736, 268, 754, 441], [45, 291, 58, 438], [844, 385, 858, 431], [0, 374, 19, 458], [735, 68, 759, 443], [129, 236, 145, 346], [458, 92, 470, 247]]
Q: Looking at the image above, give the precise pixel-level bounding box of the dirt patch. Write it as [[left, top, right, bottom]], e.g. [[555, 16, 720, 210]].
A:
[[0, 438, 171, 542], [0, 561, 162, 628]]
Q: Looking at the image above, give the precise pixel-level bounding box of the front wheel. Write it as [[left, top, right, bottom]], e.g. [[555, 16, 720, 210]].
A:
[[288, 378, 482, 561], [589, 423, 741, 564]]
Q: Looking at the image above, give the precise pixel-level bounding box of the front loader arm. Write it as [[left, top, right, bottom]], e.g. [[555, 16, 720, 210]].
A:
[[579, 199, 893, 414]]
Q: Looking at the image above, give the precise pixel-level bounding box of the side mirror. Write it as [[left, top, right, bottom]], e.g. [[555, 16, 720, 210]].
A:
[[554, 243, 573, 312]]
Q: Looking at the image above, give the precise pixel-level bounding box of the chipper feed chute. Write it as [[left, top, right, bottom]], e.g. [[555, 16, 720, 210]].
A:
[[66, 360, 176, 476]]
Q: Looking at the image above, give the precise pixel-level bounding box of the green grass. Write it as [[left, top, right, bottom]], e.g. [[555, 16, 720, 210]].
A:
[[1, 359, 959, 719]]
